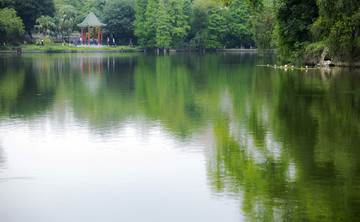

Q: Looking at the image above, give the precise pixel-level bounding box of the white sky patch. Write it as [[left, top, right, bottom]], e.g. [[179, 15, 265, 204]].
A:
[[287, 161, 297, 183], [0, 106, 242, 222], [265, 132, 282, 162]]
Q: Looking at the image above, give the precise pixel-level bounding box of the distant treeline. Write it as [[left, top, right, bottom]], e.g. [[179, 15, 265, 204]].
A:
[[1, 0, 359, 62]]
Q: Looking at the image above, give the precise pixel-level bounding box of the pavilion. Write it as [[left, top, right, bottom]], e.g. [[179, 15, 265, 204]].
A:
[[77, 12, 106, 46]]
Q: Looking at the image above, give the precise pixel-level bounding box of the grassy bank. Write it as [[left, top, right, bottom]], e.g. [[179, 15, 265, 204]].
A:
[[1, 44, 261, 53], [1, 43, 141, 53], [27, 44, 140, 52]]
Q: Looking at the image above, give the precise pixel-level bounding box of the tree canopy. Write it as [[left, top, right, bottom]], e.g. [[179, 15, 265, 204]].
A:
[[0, 7, 24, 43], [0, 0, 359, 63], [14, 0, 55, 35], [103, 0, 135, 44], [34, 15, 56, 37]]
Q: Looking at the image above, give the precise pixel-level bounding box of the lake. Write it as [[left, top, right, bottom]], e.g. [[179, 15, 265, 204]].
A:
[[0, 52, 359, 222]]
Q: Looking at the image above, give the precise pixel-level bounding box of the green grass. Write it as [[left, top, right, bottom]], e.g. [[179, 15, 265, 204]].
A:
[[20, 43, 140, 52], [0, 46, 12, 50]]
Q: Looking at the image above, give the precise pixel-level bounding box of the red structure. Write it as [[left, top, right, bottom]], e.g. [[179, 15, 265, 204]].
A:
[[77, 12, 106, 45]]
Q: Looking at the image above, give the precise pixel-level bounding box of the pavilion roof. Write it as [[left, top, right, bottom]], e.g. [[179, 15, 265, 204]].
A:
[[77, 12, 106, 28]]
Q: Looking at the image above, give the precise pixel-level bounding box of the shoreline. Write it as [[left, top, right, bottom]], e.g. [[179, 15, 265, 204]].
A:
[[0, 48, 259, 54], [2, 48, 358, 67]]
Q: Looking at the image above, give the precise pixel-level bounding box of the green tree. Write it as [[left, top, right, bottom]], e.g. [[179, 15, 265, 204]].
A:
[[55, 0, 105, 17], [251, 5, 275, 53], [217, 0, 262, 10], [182, 0, 193, 39], [134, 0, 148, 46], [14, 0, 55, 36], [167, 0, 189, 48], [0, 0, 14, 8], [57, 5, 77, 42], [142, 0, 158, 48], [274, 0, 318, 58], [226, 0, 253, 48], [34, 15, 56, 37], [103, 0, 135, 45], [191, 0, 214, 49], [311, 0, 360, 62], [155, 0, 171, 49], [208, 8, 226, 49], [54, 0, 106, 33], [0, 7, 24, 44]]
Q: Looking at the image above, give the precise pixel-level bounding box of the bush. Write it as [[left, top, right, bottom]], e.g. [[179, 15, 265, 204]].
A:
[[36, 36, 52, 46], [11, 42, 21, 46], [305, 41, 326, 57], [0, 45, 11, 50], [44, 46, 54, 52], [302, 41, 327, 65]]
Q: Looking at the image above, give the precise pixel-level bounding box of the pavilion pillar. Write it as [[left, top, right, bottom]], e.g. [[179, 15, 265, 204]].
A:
[[97, 28, 100, 45], [80, 29, 83, 45], [93, 27, 96, 44], [101, 29, 103, 45], [88, 27, 90, 45]]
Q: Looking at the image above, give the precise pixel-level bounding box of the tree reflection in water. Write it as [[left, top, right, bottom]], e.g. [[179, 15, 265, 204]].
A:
[[0, 54, 360, 221], [207, 67, 360, 221]]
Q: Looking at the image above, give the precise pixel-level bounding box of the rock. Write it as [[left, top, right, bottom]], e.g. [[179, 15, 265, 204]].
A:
[[317, 47, 332, 67]]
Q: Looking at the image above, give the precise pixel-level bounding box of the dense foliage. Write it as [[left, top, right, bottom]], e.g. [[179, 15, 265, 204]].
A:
[[311, 0, 360, 62], [34, 15, 56, 37], [250, 5, 275, 53], [102, 0, 135, 45], [14, 0, 55, 35], [0, 0, 359, 62], [275, 0, 318, 58], [134, 0, 255, 49], [249, 0, 360, 62], [0, 7, 24, 44]]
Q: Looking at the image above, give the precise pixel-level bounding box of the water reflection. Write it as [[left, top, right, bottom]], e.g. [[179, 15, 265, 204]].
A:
[[208, 67, 360, 221], [0, 145, 4, 170], [81, 56, 103, 79], [0, 53, 359, 221]]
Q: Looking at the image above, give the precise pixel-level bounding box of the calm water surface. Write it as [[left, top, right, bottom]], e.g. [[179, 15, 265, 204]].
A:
[[0, 53, 360, 221]]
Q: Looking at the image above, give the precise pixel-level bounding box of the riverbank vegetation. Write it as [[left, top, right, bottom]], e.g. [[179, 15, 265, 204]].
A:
[[21, 44, 140, 52], [1, 0, 359, 64]]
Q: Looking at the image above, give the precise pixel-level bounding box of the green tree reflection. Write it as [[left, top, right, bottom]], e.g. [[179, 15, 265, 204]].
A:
[[1, 53, 360, 221], [0, 55, 55, 118], [208, 66, 360, 221], [134, 54, 210, 138]]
